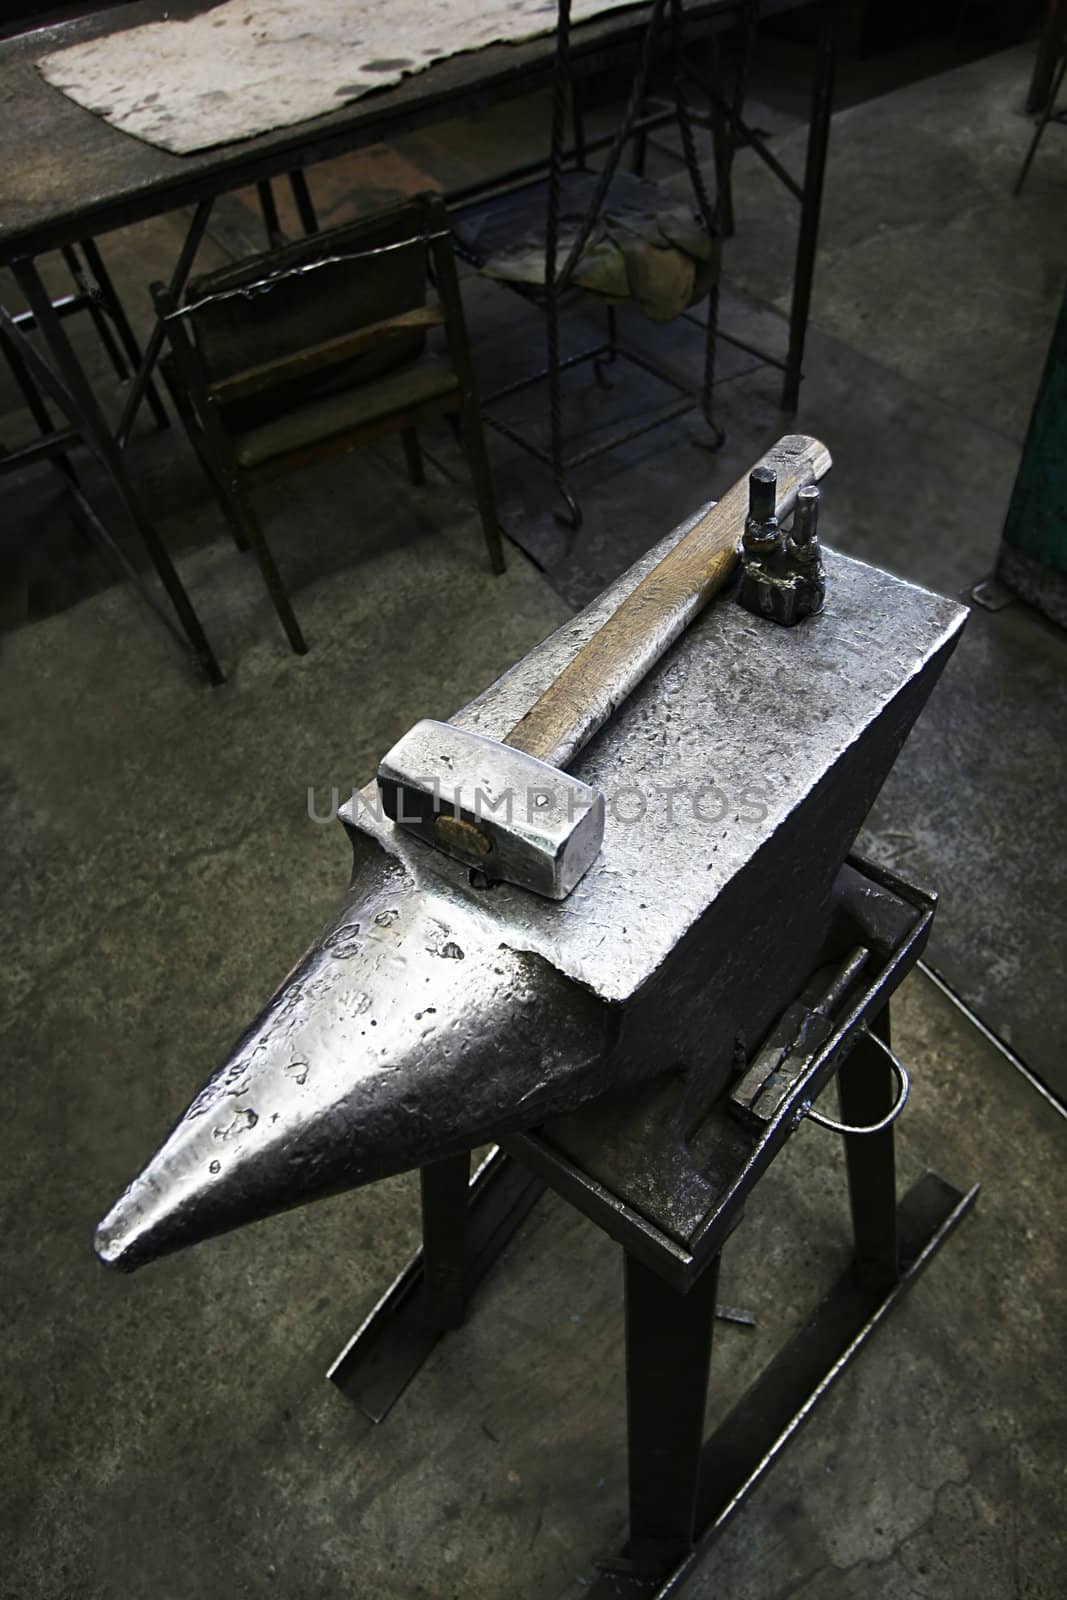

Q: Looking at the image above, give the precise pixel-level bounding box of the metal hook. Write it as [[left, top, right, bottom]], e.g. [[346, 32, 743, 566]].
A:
[[801, 1026, 910, 1136]]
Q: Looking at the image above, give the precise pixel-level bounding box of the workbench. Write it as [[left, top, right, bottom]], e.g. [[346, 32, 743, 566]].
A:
[[1, 0, 837, 678]]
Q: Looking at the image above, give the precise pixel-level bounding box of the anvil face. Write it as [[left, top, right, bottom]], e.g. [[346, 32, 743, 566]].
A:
[[353, 526, 965, 1006], [95, 516, 966, 1271]]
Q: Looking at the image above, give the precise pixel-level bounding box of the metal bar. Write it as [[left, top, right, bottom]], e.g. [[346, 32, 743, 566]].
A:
[[62, 476, 204, 652], [61, 242, 130, 380], [445, 109, 676, 207], [419, 1153, 471, 1330], [1013, 47, 1067, 197], [8, 262, 223, 684], [623, 1251, 720, 1574], [1025, 0, 1067, 112], [837, 1005, 899, 1290], [586, 1174, 979, 1599], [694, 316, 788, 372], [328, 1149, 545, 1422], [918, 959, 1067, 1124], [782, 0, 838, 411], [288, 169, 320, 235], [0, 426, 79, 471], [682, 58, 805, 202], [256, 179, 285, 248], [11, 293, 87, 328], [485, 386, 696, 474], [79, 235, 170, 430], [1, 325, 58, 439], [116, 198, 213, 448]]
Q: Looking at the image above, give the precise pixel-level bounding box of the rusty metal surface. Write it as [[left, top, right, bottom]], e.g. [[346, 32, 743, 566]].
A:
[[94, 531, 966, 1272]]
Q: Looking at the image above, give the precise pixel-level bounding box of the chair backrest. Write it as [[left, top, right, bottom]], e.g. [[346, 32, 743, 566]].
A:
[[182, 193, 442, 418]]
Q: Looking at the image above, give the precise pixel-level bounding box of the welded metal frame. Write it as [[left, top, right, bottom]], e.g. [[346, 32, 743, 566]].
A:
[[450, 0, 839, 525], [327, 854, 977, 1597]]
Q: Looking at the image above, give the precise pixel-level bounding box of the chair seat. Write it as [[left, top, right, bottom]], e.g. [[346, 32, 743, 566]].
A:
[[231, 354, 459, 468]]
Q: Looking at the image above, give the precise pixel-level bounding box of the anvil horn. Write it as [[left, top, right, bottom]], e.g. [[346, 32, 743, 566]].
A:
[[95, 835, 608, 1271]]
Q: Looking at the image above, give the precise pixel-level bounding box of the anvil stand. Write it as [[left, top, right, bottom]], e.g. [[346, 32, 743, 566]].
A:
[[328, 856, 979, 1598]]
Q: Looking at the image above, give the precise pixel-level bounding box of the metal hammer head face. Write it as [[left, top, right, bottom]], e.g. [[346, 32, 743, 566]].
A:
[[377, 720, 604, 900]]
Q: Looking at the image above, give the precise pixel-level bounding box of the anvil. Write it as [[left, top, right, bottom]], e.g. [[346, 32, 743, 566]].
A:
[[95, 511, 966, 1271]]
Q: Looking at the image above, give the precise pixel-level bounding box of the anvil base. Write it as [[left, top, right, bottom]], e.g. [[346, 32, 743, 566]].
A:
[[327, 859, 978, 1596]]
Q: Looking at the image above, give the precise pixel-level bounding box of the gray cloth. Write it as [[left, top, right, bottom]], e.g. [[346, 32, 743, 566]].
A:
[[36, 0, 643, 156], [461, 171, 719, 323]]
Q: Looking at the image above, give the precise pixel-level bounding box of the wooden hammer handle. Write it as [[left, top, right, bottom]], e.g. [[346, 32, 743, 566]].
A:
[[505, 434, 832, 770]]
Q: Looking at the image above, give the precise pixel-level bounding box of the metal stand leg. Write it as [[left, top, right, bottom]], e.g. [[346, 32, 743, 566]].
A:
[[116, 199, 213, 448], [329, 1149, 544, 1421], [10, 258, 223, 685], [782, 0, 838, 412], [1014, 49, 1067, 197], [839, 1007, 899, 1290], [420, 1153, 470, 1329], [623, 1252, 720, 1575]]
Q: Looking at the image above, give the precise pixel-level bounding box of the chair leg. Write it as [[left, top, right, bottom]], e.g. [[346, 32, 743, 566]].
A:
[[456, 400, 505, 575], [161, 360, 249, 551], [401, 426, 425, 486], [224, 473, 309, 654]]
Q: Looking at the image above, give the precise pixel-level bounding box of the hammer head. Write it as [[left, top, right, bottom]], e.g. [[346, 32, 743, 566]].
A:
[[377, 719, 604, 899]]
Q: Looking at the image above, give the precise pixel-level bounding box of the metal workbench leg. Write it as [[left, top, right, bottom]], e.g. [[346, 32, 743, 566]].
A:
[[782, 0, 838, 412], [838, 1005, 899, 1290], [116, 198, 214, 448], [11, 256, 222, 685], [61, 244, 130, 383], [623, 1250, 720, 1575], [79, 237, 170, 430]]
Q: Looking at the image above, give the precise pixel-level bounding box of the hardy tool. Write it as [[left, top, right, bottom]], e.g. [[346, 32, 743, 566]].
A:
[[94, 437, 968, 1272]]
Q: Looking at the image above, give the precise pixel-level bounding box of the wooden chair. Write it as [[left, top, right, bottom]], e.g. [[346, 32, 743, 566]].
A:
[[154, 192, 504, 655]]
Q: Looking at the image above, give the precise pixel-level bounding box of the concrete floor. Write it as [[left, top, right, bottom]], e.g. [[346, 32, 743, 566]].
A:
[[2, 23, 1066, 1600]]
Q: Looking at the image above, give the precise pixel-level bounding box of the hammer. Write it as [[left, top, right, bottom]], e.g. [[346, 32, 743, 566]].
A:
[[379, 433, 831, 898]]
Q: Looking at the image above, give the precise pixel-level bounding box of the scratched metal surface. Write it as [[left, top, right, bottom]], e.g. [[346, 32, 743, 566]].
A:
[[351, 533, 967, 1003], [95, 527, 966, 1269]]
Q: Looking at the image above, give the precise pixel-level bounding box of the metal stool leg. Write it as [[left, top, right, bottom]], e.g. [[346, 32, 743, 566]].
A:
[[838, 1005, 899, 1290], [623, 1250, 720, 1575]]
